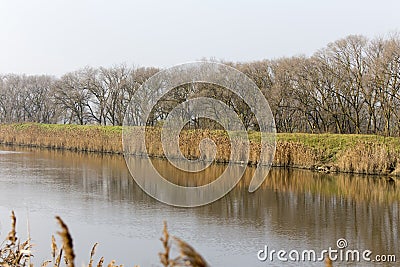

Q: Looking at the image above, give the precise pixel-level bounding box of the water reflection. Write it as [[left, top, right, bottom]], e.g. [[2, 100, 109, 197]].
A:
[[0, 145, 398, 266]]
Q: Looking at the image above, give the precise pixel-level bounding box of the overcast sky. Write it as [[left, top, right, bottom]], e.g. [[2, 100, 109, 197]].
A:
[[0, 0, 399, 76]]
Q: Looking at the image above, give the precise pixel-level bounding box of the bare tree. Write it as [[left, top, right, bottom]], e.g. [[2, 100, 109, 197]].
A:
[[1, 33, 399, 135], [55, 71, 91, 124]]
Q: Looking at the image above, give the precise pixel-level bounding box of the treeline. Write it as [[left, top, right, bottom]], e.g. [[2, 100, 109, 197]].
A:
[[0, 66, 159, 126], [0, 34, 399, 135]]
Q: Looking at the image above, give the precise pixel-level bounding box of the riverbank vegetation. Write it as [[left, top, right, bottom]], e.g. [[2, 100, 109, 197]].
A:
[[1, 123, 399, 176]]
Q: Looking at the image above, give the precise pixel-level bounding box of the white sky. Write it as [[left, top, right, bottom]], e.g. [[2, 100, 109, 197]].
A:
[[0, 0, 399, 76]]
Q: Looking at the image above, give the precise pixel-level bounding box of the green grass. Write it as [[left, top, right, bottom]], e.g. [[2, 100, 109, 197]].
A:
[[277, 133, 400, 162]]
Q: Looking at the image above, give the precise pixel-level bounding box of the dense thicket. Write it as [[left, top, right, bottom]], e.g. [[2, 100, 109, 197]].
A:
[[1, 34, 399, 135]]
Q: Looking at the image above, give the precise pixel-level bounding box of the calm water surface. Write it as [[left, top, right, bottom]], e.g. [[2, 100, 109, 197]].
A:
[[0, 145, 399, 266]]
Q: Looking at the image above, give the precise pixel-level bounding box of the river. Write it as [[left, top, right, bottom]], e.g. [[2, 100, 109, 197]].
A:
[[0, 145, 398, 266]]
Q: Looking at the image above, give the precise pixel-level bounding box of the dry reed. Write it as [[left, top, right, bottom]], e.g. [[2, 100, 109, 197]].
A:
[[159, 221, 171, 267], [0, 211, 32, 266], [172, 237, 208, 267], [159, 221, 208, 267], [1, 123, 399, 176], [0, 212, 209, 267], [336, 141, 398, 175], [55, 216, 75, 267], [96, 257, 104, 267], [88, 243, 98, 267]]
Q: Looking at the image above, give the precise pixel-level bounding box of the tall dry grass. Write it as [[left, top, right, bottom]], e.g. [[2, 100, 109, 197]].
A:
[[273, 140, 319, 168], [0, 123, 122, 153], [0, 211, 32, 267], [335, 141, 399, 175], [1, 123, 399, 176], [0, 212, 207, 267]]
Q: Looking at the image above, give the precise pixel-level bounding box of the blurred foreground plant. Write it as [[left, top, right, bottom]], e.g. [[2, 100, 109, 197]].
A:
[[0, 211, 207, 267]]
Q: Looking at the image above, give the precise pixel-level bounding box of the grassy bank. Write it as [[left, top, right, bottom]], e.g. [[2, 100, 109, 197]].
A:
[[0, 123, 399, 176]]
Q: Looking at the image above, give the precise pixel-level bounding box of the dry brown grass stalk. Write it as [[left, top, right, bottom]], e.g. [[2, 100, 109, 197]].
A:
[[8, 211, 17, 244], [159, 221, 208, 267], [0, 211, 32, 267], [96, 257, 104, 267], [55, 248, 63, 267], [88, 243, 98, 267], [172, 237, 208, 267], [51, 235, 57, 263], [55, 216, 75, 267], [159, 221, 171, 267]]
